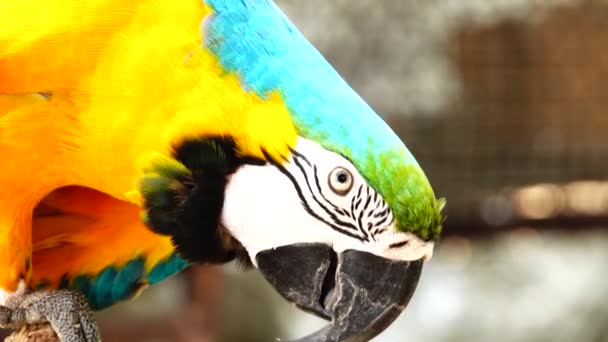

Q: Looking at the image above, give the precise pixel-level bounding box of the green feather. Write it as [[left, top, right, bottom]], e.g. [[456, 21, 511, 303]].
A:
[[365, 149, 444, 240]]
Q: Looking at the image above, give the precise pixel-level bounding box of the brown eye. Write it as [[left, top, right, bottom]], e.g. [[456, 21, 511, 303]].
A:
[[328, 167, 353, 195]]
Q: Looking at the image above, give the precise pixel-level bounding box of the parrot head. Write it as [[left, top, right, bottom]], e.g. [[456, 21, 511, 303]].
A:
[[141, 1, 444, 341], [221, 137, 443, 341]]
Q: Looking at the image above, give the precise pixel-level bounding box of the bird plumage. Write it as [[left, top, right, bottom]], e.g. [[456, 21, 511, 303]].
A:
[[206, 0, 443, 239], [0, 0, 442, 314], [0, 0, 295, 306]]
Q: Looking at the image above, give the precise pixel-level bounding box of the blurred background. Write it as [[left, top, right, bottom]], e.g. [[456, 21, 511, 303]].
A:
[[95, 0, 608, 341]]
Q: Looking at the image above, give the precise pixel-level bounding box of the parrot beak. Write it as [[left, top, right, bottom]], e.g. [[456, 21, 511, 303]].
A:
[[256, 243, 423, 342]]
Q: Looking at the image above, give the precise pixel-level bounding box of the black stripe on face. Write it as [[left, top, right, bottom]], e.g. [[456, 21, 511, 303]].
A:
[[267, 149, 399, 245], [356, 186, 371, 241], [312, 165, 342, 213], [389, 240, 410, 249], [374, 214, 395, 236], [288, 147, 312, 166], [262, 150, 366, 242], [369, 214, 390, 236], [373, 207, 389, 219], [363, 188, 373, 212], [350, 194, 357, 219], [292, 156, 360, 232]]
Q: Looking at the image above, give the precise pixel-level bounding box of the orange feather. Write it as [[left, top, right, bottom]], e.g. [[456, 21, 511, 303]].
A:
[[0, 0, 297, 292]]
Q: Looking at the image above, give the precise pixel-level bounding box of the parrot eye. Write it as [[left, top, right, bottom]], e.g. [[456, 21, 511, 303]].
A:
[[328, 167, 354, 195]]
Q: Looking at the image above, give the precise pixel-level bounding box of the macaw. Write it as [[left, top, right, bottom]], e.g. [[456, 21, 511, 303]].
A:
[[0, 0, 444, 341]]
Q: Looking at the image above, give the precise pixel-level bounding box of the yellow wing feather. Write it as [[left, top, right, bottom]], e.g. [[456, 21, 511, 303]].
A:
[[0, 0, 297, 290]]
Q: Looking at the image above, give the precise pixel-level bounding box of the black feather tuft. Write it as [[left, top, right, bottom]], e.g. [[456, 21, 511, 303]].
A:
[[141, 136, 264, 264]]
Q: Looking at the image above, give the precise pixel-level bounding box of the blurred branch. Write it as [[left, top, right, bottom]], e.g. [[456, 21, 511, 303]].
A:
[[4, 324, 58, 342], [445, 216, 608, 238]]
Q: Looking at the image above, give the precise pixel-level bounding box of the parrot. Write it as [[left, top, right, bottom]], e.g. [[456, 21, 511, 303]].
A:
[[0, 0, 444, 341]]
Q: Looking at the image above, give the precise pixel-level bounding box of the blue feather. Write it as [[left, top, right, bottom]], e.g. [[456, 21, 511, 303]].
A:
[[148, 253, 189, 285], [89, 267, 118, 309], [202, 1, 443, 239], [203, 0, 420, 168], [67, 254, 188, 310]]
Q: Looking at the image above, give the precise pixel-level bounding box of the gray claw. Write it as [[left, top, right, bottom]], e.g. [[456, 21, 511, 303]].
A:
[[0, 289, 101, 342]]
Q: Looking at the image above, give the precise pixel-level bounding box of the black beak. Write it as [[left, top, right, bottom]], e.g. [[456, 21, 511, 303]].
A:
[[256, 243, 424, 342]]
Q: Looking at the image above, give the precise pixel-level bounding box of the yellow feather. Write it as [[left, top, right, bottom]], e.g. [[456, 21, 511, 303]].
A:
[[0, 0, 297, 290]]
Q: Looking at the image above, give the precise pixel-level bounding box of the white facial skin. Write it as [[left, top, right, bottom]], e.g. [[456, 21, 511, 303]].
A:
[[221, 138, 434, 266]]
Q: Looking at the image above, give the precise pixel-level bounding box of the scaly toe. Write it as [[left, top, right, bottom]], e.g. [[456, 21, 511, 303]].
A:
[[0, 290, 101, 342]]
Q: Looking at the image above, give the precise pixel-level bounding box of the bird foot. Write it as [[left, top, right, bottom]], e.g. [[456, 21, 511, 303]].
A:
[[0, 289, 101, 342]]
